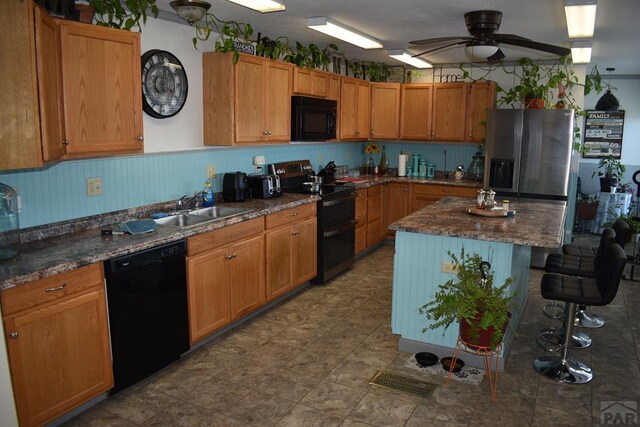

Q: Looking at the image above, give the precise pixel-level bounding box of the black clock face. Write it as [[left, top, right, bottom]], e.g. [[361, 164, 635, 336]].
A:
[[141, 50, 188, 119]]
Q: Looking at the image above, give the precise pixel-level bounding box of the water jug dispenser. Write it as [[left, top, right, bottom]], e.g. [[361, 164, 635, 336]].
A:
[[0, 182, 21, 261]]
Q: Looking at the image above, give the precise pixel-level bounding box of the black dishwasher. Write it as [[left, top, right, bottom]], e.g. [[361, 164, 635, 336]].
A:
[[104, 240, 190, 394]]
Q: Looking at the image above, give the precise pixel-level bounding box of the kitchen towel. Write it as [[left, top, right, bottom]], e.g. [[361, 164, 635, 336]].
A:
[[398, 154, 408, 177]]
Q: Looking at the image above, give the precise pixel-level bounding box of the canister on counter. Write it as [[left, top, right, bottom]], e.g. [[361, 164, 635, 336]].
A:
[[502, 199, 510, 212], [476, 189, 486, 209]]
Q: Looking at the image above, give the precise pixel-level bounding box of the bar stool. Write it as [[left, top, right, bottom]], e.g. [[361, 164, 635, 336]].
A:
[[533, 243, 626, 384]]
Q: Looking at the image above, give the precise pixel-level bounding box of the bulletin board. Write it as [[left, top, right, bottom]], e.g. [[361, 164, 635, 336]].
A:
[[582, 110, 625, 158]]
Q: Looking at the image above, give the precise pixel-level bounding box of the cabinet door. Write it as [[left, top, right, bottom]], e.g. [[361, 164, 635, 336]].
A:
[[370, 83, 400, 139], [229, 235, 265, 319], [410, 184, 441, 213], [34, 7, 65, 162], [356, 81, 371, 139], [400, 84, 433, 140], [339, 78, 359, 139], [355, 225, 367, 254], [291, 217, 317, 286], [293, 67, 312, 95], [60, 21, 142, 157], [311, 70, 330, 98], [235, 55, 266, 143], [264, 60, 292, 142], [4, 289, 113, 427], [387, 183, 409, 225], [465, 82, 496, 142], [432, 83, 467, 141], [366, 188, 383, 247], [265, 226, 292, 300], [328, 74, 340, 101], [187, 248, 231, 343]]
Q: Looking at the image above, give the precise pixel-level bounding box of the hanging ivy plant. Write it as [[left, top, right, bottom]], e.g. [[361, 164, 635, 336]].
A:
[[90, 0, 158, 31]]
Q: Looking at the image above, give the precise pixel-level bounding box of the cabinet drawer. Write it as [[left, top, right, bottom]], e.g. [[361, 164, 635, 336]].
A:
[[412, 184, 478, 198], [266, 203, 316, 229], [356, 189, 367, 201], [1, 264, 103, 317], [367, 185, 382, 197], [188, 217, 264, 256], [366, 220, 381, 247]]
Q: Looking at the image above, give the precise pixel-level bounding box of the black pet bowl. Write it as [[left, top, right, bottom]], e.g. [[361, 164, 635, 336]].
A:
[[440, 357, 465, 373], [415, 352, 439, 367]]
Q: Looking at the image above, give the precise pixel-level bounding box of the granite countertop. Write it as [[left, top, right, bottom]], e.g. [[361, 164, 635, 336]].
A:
[[389, 197, 566, 248], [345, 175, 483, 190], [0, 194, 319, 290]]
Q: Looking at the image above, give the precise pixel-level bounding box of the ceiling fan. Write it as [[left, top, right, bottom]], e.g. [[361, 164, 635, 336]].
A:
[[410, 10, 571, 62]]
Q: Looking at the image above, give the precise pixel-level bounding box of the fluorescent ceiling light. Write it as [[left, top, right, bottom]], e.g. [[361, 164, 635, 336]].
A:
[[564, 0, 597, 38], [306, 17, 383, 49], [226, 0, 285, 13], [388, 50, 432, 69], [571, 41, 592, 63]]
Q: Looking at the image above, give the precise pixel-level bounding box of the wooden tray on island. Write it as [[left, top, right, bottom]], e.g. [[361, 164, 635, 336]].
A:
[[466, 207, 514, 217]]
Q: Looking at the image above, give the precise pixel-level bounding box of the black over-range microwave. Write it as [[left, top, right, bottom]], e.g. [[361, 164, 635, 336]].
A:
[[291, 96, 337, 141]]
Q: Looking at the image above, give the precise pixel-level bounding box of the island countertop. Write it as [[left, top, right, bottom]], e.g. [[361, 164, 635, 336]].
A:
[[389, 197, 566, 248]]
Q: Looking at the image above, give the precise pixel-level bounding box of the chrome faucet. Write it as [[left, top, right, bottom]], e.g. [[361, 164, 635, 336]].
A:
[[176, 192, 202, 211]]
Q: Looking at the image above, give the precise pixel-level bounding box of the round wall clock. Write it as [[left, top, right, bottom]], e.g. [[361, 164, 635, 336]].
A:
[[141, 49, 188, 119]]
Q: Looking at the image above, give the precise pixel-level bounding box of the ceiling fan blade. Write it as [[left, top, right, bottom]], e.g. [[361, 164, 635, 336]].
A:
[[487, 48, 505, 62], [412, 41, 468, 58], [495, 34, 571, 56], [410, 36, 471, 45]]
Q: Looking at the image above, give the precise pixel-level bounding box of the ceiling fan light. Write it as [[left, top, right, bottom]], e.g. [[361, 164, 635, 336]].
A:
[[170, 0, 211, 25], [388, 50, 432, 69], [465, 44, 499, 60], [564, 0, 597, 38], [226, 0, 285, 13], [571, 41, 592, 63], [306, 17, 383, 49]]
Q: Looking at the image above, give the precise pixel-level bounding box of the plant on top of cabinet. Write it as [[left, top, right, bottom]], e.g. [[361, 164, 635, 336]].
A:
[[284, 41, 339, 70], [90, 0, 158, 31], [366, 62, 393, 82]]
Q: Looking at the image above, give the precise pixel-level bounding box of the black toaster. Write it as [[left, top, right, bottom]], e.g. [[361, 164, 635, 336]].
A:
[[247, 175, 282, 199]]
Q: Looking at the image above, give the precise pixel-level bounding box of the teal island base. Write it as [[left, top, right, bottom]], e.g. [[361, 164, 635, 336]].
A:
[[391, 231, 531, 372]]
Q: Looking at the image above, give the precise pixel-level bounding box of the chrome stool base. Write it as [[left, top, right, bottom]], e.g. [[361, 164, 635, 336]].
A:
[[575, 309, 605, 328], [533, 356, 593, 384], [542, 302, 565, 320]]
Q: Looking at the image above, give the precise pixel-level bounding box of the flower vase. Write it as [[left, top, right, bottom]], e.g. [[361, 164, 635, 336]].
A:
[[364, 154, 375, 175]]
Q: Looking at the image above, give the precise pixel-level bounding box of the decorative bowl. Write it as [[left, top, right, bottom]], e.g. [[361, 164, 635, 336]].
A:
[[440, 357, 465, 373]]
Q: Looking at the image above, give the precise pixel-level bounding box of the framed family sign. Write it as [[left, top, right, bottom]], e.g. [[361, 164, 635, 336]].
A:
[[582, 110, 625, 159]]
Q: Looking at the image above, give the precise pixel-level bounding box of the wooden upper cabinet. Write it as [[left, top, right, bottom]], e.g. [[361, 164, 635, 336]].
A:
[[400, 84, 433, 140], [1, 1, 64, 170], [339, 76, 370, 140], [293, 68, 330, 98], [205, 53, 292, 145], [465, 82, 496, 142], [431, 83, 467, 141], [370, 83, 400, 140], [59, 21, 143, 157], [328, 74, 340, 101]]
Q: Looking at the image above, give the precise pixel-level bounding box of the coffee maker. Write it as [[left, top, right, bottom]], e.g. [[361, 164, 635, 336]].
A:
[[222, 172, 252, 202]]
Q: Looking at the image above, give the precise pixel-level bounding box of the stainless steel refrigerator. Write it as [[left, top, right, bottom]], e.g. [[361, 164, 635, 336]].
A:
[[484, 109, 574, 201]]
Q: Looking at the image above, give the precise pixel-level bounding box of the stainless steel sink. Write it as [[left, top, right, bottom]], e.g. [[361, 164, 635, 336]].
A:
[[154, 207, 252, 229]]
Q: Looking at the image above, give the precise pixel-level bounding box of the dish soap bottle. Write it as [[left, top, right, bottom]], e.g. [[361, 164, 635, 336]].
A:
[[202, 179, 214, 207]]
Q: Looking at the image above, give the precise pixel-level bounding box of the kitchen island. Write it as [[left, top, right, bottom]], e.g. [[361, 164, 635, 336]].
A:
[[388, 197, 566, 370]]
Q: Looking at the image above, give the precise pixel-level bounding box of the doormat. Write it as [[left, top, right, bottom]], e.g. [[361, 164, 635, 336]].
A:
[[404, 354, 485, 386], [369, 370, 437, 399]]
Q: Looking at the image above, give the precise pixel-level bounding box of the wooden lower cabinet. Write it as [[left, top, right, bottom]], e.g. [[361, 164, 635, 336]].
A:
[[1, 264, 113, 427], [409, 183, 478, 213], [186, 218, 265, 344], [366, 186, 383, 247], [355, 189, 367, 254], [385, 183, 409, 236], [265, 206, 317, 300]]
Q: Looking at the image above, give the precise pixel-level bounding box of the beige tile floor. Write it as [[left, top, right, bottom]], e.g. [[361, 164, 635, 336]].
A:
[[65, 241, 640, 426]]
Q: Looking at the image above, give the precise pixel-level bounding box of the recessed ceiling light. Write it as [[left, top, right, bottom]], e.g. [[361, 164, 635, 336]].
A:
[[226, 0, 285, 13], [306, 17, 383, 49], [388, 50, 432, 69], [564, 0, 597, 38]]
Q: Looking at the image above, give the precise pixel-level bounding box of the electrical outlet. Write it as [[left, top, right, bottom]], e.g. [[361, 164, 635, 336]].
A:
[[86, 177, 103, 196], [441, 262, 457, 274], [207, 164, 217, 179], [253, 155, 266, 166], [318, 154, 324, 164], [346, 152, 350, 161]]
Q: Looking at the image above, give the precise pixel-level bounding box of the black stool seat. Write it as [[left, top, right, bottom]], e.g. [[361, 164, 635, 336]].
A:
[[562, 245, 597, 257], [544, 254, 595, 277], [541, 274, 607, 305]]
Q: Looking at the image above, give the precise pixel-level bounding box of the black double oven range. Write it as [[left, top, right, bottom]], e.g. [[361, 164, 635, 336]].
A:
[[268, 160, 356, 284]]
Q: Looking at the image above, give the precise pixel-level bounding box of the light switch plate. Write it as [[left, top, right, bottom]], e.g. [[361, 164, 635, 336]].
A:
[[441, 262, 457, 274]]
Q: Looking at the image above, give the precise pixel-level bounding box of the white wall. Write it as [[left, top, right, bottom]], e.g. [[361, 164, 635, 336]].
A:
[[0, 305, 18, 427], [140, 19, 216, 152]]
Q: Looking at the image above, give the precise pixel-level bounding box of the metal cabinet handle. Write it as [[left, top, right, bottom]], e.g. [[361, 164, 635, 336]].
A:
[[371, 130, 375, 135], [263, 131, 268, 135], [62, 139, 69, 146], [292, 230, 300, 236], [469, 133, 472, 137], [9, 332, 18, 339], [45, 283, 67, 292], [290, 212, 298, 217], [232, 253, 237, 258], [137, 136, 144, 141], [267, 131, 272, 135], [226, 254, 233, 260]]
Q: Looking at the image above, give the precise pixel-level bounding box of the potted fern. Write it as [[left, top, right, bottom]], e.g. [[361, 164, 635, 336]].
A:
[[419, 248, 515, 349], [592, 155, 626, 192]]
